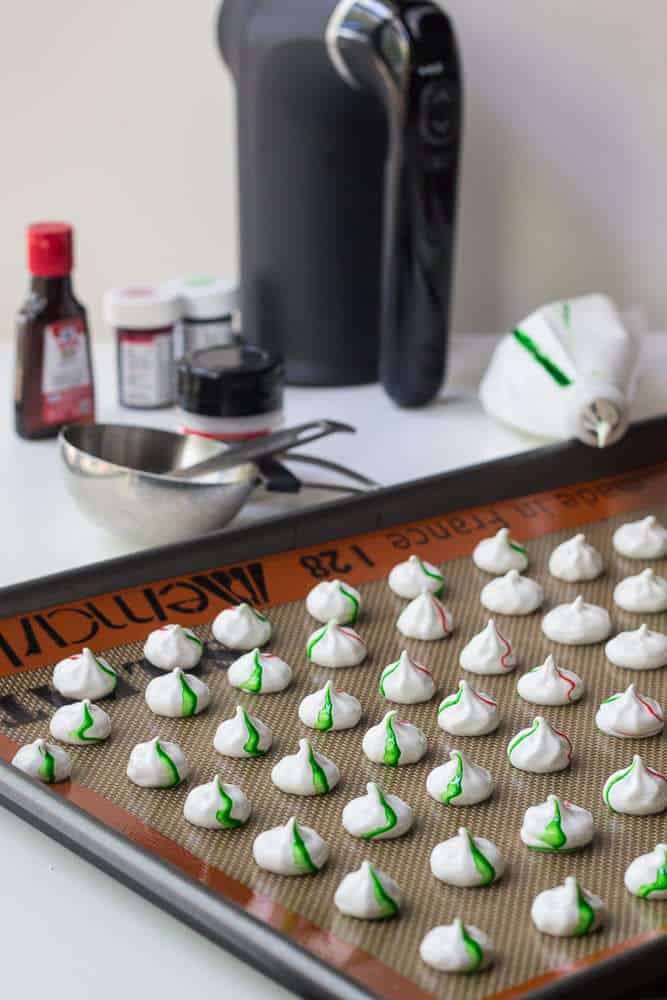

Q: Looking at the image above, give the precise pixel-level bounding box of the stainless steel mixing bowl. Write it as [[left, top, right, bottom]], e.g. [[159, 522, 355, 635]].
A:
[[59, 424, 258, 545]]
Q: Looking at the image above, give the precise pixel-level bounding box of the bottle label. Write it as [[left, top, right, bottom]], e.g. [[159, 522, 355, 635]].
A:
[[41, 317, 94, 425], [119, 331, 173, 407], [184, 319, 233, 354]]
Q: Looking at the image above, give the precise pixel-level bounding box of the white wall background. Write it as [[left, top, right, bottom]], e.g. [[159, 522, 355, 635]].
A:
[[0, 0, 663, 340]]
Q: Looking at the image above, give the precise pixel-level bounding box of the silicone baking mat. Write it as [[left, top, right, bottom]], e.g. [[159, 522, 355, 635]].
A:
[[1, 451, 666, 1000]]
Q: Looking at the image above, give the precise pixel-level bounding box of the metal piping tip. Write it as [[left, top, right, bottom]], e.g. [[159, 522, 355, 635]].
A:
[[595, 418, 612, 448]]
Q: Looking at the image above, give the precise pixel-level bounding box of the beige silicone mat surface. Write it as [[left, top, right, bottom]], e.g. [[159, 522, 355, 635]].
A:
[[2, 505, 666, 999]]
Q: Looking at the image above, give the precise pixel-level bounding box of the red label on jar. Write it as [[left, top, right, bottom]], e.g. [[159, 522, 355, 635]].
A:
[[40, 317, 94, 425]]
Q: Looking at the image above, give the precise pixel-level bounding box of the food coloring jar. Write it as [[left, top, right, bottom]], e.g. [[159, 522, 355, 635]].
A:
[[176, 340, 284, 441], [104, 286, 181, 409], [176, 277, 239, 359]]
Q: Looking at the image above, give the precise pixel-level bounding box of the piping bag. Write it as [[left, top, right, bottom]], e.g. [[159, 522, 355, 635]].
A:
[[479, 294, 640, 447]]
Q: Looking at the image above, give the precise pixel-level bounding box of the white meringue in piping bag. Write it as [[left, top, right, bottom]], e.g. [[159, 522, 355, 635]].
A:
[[388, 554, 445, 598], [605, 624, 667, 670], [603, 755, 667, 814], [305, 579, 361, 625], [306, 620, 367, 667], [624, 844, 667, 899], [253, 816, 328, 875], [271, 738, 340, 795], [342, 782, 413, 840], [426, 750, 494, 806], [541, 595, 611, 644], [214, 705, 273, 757], [548, 534, 603, 581], [516, 655, 584, 706], [480, 570, 543, 615], [53, 647, 117, 700], [614, 569, 667, 613], [459, 618, 516, 675], [184, 776, 251, 829], [145, 668, 211, 717], [49, 699, 111, 744], [298, 680, 362, 731], [334, 861, 401, 920], [396, 592, 454, 640], [212, 603, 272, 650], [362, 710, 427, 766], [379, 650, 435, 703], [12, 738, 72, 783], [473, 527, 528, 575], [437, 680, 499, 736], [227, 649, 292, 693], [127, 737, 189, 788], [507, 716, 572, 773], [520, 795, 594, 851], [531, 876, 605, 937], [595, 684, 664, 738], [420, 918, 495, 973], [613, 515, 667, 559], [143, 624, 203, 671], [430, 826, 505, 887]]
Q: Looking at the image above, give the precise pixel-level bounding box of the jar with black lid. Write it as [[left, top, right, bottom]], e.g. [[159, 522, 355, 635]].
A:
[[176, 339, 284, 442]]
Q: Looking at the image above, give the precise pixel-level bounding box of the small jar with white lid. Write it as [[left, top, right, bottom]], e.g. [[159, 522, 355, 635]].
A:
[[104, 286, 181, 409], [176, 277, 239, 359], [177, 339, 284, 442]]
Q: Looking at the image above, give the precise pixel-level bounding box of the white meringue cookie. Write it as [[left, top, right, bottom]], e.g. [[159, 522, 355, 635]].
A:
[[430, 826, 505, 887], [613, 515, 667, 560], [473, 527, 528, 575], [541, 595, 612, 645], [298, 680, 361, 732], [52, 647, 117, 700], [549, 533, 604, 582], [520, 795, 594, 852], [379, 650, 435, 703], [605, 624, 667, 670], [614, 568, 667, 613], [531, 876, 604, 937], [271, 738, 340, 795], [596, 684, 664, 738], [183, 776, 251, 829], [624, 843, 667, 899], [426, 750, 494, 806], [214, 705, 273, 757], [516, 655, 584, 706], [459, 618, 516, 675], [335, 861, 401, 920], [12, 738, 71, 783], [396, 592, 454, 640], [143, 624, 203, 671], [362, 710, 427, 766], [252, 816, 328, 875], [305, 579, 361, 625], [127, 736, 189, 788], [437, 680, 499, 736], [49, 699, 111, 745], [388, 554, 445, 598], [342, 781, 414, 840], [145, 668, 211, 718], [420, 919, 495, 974], [507, 716, 572, 773], [227, 648, 292, 693], [212, 603, 272, 650], [306, 620, 367, 668], [480, 569, 544, 615], [603, 754, 667, 815]]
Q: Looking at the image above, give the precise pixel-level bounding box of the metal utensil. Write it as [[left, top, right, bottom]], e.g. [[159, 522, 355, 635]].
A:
[[168, 419, 354, 480]]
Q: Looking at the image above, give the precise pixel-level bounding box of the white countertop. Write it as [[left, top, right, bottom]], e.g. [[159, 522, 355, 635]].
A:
[[1, 334, 665, 999]]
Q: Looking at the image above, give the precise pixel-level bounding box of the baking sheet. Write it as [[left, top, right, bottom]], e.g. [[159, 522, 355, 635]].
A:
[[1, 434, 667, 999]]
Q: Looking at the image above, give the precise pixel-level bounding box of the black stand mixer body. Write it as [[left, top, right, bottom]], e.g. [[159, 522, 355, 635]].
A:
[[218, 0, 462, 406]]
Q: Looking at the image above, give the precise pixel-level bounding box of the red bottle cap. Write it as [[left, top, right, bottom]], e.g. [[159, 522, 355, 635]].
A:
[[27, 222, 73, 277]]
